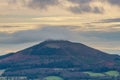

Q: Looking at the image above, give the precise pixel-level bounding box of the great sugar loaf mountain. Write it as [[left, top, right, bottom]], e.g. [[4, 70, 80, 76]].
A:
[[0, 40, 120, 80]]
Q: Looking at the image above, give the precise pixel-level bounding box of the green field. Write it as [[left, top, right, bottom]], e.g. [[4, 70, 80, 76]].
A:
[[84, 72, 105, 77], [105, 71, 120, 77], [83, 71, 120, 77], [43, 76, 64, 80]]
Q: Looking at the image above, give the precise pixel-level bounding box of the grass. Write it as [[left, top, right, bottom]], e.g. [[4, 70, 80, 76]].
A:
[[43, 76, 64, 80], [83, 71, 120, 77], [104, 71, 120, 77], [84, 72, 105, 77]]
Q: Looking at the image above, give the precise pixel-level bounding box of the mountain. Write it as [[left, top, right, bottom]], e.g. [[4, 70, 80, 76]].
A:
[[0, 40, 120, 79], [0, 53, 14, 60]]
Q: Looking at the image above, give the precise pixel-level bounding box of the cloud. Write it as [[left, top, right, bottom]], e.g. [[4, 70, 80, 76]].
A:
[[9, 0, 58, 9], [0, 25, 20, 28], [97, 18, 120, 23], [0, 25, 120, 44], [0, 25, 38, 33], [0, 25, 120, 54], [68, 0, 92, 3], [7, 0, 104, 13], [79, 31, 120, 41], [27, 0, 59, 9], [108, 0, 120, 6], [0, 26, 79, 44], [69, 5, 103, 14], [67, 0, 104, 14], [109, 24, 120, 29]]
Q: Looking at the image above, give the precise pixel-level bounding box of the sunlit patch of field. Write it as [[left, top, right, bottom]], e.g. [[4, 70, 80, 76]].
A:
[[104, 71, 120, 77], [83, 71, 120, 77], [84, 72, 105, 77], [43, 76, 64, 80]]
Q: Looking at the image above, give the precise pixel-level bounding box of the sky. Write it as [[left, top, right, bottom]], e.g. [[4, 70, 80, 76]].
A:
[[0, 0, 120, 55]]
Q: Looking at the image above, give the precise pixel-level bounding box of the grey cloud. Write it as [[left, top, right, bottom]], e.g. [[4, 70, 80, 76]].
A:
[[97, 18, 120, 23], [109, 24, 120, 28], [69, 5, 91, 13], [8, 0, 104, 13], [0, 25, 21, 28], [68, 0, 92, 3], [8, 0, 18, 3], [0, 25, 120, 45], [32, 0, 104, 13], [93, 7, 104, 13], [0, 25, 120, 54], [68, 0, 104, 13], [69, 5, 103, 14], [26, 0, 59, 9], [0, 26, 79, 44], [79, 31, 120, 41], [108, 0, 120, 6], [8, 0, 58, 10]]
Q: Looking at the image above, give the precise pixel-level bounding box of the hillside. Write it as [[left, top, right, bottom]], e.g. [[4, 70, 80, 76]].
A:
[[0, 40, 120, 79]]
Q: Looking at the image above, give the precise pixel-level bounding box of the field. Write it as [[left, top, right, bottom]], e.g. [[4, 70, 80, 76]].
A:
[[84, 72, 105, 77], [42, 71, 120, 80], [105, 71, 120, 77], [43, 76, 64, 80], [83, 71, 120, 77]]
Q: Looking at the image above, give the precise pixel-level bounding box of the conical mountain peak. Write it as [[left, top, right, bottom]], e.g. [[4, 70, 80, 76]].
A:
[[0, 40, 120, 79]]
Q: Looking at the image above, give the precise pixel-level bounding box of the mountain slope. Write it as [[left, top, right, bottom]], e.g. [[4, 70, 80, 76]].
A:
[[0, 40, 120, 78], [0, 53, 14, 60]]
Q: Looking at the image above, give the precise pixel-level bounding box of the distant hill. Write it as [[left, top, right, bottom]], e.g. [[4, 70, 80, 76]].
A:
[[0, 40, 120, 79]]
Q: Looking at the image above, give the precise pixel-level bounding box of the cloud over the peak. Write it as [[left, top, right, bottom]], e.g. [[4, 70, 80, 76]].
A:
[[0, 25, 120, 55], [0, 26, 78, 44]]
